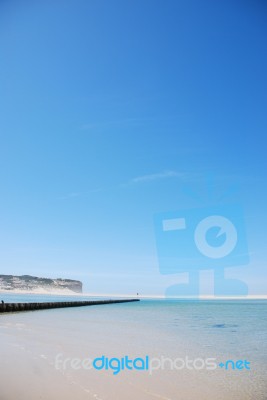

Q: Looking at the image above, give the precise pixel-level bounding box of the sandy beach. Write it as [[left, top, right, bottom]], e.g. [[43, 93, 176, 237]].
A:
[[1, 299, 267, 400]]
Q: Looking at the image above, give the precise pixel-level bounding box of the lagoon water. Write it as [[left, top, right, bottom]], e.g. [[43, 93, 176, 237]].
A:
[[0, 296, 267, 399], [0, 292, 108, 303]]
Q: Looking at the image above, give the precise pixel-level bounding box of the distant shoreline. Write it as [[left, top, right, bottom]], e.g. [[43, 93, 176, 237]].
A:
[[0, 290, 266, 300], [0, 289, 83, 296]]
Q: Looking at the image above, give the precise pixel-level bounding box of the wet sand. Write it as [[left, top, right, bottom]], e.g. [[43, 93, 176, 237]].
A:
[[0, 302, 266, 400]]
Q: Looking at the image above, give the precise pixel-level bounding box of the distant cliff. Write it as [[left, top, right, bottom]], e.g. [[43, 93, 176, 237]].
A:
[[0, 274, 82, 293]]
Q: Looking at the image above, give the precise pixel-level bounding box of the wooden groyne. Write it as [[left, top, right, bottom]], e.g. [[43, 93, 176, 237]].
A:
[[0, 299, 140, 313]]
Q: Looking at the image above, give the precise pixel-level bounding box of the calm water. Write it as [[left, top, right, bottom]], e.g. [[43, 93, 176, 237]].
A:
[[1, 296, 267, 399], [1, 295, 267, 363], [0, 292, 111, 303]]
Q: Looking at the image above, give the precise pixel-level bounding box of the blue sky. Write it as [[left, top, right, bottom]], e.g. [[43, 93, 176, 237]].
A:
[[0, 0, 266, 295]]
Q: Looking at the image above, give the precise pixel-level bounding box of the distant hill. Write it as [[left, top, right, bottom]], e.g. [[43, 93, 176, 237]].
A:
[[0, 274, 82, 294]]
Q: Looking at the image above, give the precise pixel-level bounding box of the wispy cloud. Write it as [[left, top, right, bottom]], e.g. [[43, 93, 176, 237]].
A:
[[58, 188, 105, 200], [58, 192, 81, 200], [130, 170, 184, 184]]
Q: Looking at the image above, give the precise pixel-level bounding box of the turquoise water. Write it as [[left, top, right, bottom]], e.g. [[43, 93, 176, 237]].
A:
[[1, 296, 267, 399], [2, 294, 266, 364]]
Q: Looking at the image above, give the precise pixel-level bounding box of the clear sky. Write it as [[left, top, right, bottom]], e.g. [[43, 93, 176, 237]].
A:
[[0, 0, 266, 296]]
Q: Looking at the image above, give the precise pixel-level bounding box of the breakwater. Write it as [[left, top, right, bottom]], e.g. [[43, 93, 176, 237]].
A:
[[0, 299, 140, 313]]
